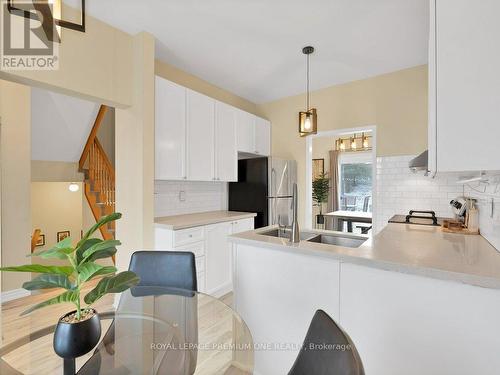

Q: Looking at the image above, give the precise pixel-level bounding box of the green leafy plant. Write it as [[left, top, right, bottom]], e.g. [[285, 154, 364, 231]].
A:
[[0, 213, 140, 320], [312, 172, 330, 216]]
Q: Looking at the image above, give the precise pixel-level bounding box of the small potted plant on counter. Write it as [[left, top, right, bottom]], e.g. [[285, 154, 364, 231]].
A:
[[0, 212, 140, 368], [312, 172, 330, 227]]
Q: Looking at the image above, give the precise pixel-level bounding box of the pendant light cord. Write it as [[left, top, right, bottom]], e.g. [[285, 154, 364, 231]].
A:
[[306, 52, 310, 111]]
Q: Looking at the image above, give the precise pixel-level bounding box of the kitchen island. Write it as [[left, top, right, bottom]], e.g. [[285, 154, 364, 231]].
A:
[[229, 224, 500, 375]]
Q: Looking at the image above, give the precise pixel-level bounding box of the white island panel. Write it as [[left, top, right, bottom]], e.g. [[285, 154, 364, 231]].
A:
[[340, 262, 500, 375], [234, 244, 340, 375]]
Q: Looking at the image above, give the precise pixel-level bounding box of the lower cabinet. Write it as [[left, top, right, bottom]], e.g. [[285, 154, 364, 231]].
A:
[[154, 217, 254, 297], [205, 222, 233, 296]]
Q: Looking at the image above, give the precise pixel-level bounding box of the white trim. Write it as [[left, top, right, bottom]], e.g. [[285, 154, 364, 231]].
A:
[[305, 125, 377, 230], [206, 282, 232, 299], [1, 288, 31, 303]]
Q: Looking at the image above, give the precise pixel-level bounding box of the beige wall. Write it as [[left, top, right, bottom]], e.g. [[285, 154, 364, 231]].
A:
[[31, 161, 84, 182], [97, 108, 115, 166], [155, 60, 260, 115], [0, 80, 31, 292], [258, 65, 428, 226], [0, 6, 133, 107], [115, 32, 156, 272], [31, 182, 83, 252]]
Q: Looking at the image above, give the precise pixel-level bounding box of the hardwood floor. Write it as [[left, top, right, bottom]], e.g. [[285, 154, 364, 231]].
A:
[[1, 286, 250, 374]]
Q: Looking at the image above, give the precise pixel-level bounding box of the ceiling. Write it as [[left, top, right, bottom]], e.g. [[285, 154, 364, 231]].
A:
[[32, 87, 100, 162], [65, 0, 429, 103]]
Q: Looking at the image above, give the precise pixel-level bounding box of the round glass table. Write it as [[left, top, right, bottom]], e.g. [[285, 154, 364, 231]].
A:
[[0, 287, 254, 375]]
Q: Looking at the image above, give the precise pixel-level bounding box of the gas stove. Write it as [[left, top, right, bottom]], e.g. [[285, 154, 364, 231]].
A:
[[388, 210, 451, 227]]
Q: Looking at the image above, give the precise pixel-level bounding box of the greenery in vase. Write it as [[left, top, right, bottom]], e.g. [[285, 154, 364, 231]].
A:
[[312, 172, 330, 216], [0, 213, 140, 321]]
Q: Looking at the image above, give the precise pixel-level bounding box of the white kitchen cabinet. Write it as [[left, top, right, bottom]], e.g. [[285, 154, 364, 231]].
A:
[[254, 117, 271, 156], [205, 222, 233, 296], [154, 216, 254, 298], [215, 101, 237, 182], [231, 218, 254, 234], [155, 76, 186, 180], [186, 89, 215, 181], [429, 0, 500, 173], [235, 109, 256, 154]]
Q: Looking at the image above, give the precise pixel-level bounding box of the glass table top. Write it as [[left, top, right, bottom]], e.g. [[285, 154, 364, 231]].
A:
[[0, 287, 254, 375]]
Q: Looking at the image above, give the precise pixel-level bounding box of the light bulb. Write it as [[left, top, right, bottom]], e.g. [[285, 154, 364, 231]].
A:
[[340, 140, 345, 150], [304, 116, 311, 130], [363, 137, 369, 148], [69, 183, 79, 192], [351, 138, 357, 149]]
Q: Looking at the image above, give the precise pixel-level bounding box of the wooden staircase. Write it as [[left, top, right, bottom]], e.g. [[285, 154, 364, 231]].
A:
[[79, 105, 116, 251]]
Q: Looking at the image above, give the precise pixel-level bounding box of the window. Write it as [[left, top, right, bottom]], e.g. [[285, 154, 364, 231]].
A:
[[338, 152, 372, 212]]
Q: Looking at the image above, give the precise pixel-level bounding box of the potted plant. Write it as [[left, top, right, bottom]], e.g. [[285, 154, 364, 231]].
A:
[[312, 172, 330, 225], [0, 212, 140, 363]]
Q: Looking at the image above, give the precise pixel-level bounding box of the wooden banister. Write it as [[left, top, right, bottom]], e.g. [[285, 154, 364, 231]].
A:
[[31, 229, 42, 253], [79, 104, 116, 263], [79, 105, 108, 171]]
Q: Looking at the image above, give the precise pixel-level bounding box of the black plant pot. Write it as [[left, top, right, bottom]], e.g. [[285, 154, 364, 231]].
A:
[[316, 214, 325, 225], [53, 309, 101, 359]]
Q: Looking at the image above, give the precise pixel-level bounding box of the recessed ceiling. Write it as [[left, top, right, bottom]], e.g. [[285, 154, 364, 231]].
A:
[[65, 0, 429, 103]]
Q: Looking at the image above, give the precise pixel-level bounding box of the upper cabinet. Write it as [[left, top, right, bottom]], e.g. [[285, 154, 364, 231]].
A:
[[254, 117, 271, 156], [235, 109, 256, 154], [155, 76, 187, 180], [235, 109, 271, 157], [429, 0, 500, 174], [215, 101, 238, 182], [186, 89, 215, 181], [155, 76, 271, 181]]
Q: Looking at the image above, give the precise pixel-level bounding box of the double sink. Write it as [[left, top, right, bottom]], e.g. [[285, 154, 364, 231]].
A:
[[259, 228, 367, 248]]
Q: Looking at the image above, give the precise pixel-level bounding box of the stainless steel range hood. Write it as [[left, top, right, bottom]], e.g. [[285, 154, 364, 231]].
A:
[[409, 150, 428, 173]]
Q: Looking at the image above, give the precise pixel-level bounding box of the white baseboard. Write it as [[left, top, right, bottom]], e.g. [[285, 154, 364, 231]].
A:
[[1, 288, 31, 303], [207, 282, 232, 299]]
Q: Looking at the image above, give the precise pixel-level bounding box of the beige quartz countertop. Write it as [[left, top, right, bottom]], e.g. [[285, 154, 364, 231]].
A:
[[155, 211, 256, 230], [229, 223, 500, 289]]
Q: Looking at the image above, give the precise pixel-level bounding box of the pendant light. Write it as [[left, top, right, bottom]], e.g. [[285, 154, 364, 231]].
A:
[[299, 46, 317, 137]]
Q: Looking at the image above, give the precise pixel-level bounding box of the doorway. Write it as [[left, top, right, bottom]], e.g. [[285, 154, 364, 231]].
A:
[[305, 126, 377, 233]]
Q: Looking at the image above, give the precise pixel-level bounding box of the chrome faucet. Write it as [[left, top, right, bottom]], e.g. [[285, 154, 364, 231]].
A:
[[290, 183, 300, 243]]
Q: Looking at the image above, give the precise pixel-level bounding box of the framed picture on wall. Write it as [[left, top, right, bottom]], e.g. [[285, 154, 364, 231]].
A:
[[57, 231, 70, 242], [36, 234, 45, 247], [313, 159, 325, 180]]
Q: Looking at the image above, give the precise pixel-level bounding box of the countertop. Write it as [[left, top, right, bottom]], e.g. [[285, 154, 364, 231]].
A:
[[155, 211, 256, 230], [229, 223, 500, 289]]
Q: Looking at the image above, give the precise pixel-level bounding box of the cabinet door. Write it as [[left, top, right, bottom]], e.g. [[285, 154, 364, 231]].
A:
[[232, 218, 255, 234], [435, 0, 500, 172], [155, 76, 186, 180], [205, 222, 233, 295], [254, 117, 271, 156], [236, 109, 255, 153], [215, 101, 237, 182], [186, 89, 215, 181]]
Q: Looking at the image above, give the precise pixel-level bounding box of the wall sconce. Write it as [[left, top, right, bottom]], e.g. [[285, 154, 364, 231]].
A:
[[7, 0, 86, 43]]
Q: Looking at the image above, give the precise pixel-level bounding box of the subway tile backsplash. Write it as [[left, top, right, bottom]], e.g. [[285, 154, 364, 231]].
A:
[[375, 155, 500, 251], [155, 180, 228, 217]]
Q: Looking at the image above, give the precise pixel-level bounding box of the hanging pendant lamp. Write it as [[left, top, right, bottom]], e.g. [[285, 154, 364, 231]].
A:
[[299, 46, 317, 137]]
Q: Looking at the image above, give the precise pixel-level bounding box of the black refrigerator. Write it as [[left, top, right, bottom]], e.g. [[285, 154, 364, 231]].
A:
[[229, 157, 297, 229]]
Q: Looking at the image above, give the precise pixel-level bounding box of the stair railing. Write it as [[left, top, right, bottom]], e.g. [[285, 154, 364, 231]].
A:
[[79, 105, 116, 245]]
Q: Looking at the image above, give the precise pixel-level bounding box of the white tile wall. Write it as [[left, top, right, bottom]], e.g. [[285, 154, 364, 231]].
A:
[[375, 155, 500, 251], [154, 180, 228, 217]]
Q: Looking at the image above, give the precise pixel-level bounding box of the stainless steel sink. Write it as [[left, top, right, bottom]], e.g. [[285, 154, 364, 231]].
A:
[[259, 229, 318, 241], [258, 229, 367, 248], [307, 234, 367, 248]]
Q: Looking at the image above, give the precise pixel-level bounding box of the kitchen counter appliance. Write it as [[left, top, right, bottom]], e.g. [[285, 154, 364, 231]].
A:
[[389, 210, 449, 226]]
